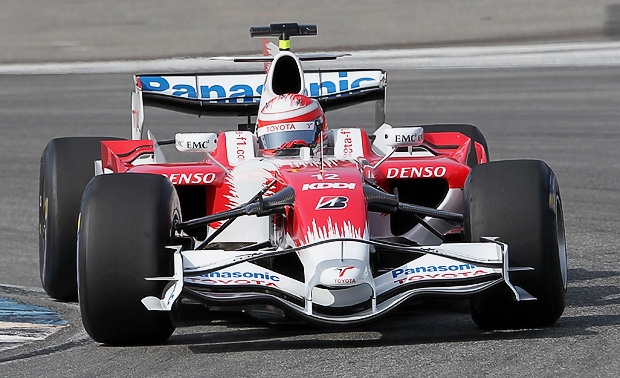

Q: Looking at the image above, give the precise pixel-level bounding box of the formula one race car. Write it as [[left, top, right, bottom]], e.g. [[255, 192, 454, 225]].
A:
[[39, 23, 567, 345]]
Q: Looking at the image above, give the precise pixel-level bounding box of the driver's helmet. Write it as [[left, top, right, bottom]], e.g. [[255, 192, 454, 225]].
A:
[[256, 93, 326, 150]]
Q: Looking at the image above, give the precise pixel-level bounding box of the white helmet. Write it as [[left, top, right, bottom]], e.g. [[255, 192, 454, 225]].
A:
[[256, 93, 326, 150]]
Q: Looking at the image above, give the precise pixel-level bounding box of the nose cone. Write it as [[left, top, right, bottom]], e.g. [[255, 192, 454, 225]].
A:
[[319, 264, 364, 287]]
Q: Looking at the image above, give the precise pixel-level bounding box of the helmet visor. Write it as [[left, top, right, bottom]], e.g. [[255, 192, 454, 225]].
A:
[[259, 129, 317, 150], [257, 119, 322, 150]]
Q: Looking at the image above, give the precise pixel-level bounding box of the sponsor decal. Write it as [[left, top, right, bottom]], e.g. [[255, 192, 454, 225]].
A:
[[392, 270, 490, 284], [334, 128, 364, 159], [226, 131, 254, 164], [178, 140, 214, 152], [235, 133, 247, 162], [316, 196, 349, 210], [265, 123, 296, 132], [383, 127, 424, 148], [138, 71, 381, 102], [162, 172, 216, 185], [186, 271, 280, 288], [391, 264, 491, 284], [175, 132, 218, 152], [337, 128, 362, 158], [334, 278, 356, 284], [392, 264, 476, 278], [394, 133, 423, 144], [256, 122, 314, 136], [334, 266, 356, 284], [203, 271, 279, 281], [341, 129, 354, 155], [319, 265, 361, 286], [301, 182, 356, 191], [178, 140, 212, 150], [386, 166, 447, 179]]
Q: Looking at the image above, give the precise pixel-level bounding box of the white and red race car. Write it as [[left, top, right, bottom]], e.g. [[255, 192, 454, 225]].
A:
[[39, 23, 567, 345]]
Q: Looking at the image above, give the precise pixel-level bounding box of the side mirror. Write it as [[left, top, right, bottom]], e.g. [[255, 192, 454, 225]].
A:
[[383, 127, 424, 148], [175, 133, 218, 153]]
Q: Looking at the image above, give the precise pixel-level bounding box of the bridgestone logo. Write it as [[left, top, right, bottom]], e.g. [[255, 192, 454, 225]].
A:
[[316, 196, 349, 210], [301, 182, 356, 191]]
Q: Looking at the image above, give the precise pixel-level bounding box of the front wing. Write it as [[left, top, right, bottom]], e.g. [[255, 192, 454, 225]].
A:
[[142, 238, 534, 325]]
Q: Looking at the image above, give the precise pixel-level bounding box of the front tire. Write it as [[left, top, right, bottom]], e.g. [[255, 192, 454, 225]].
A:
[[465, 160, 567, 329], [78, 173, 180, 345]]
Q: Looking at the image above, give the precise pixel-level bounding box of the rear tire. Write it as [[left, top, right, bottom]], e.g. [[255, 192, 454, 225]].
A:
[[39, 137, 120, 301], [465, 160, 567, 329], [78, 173, 180, 345]]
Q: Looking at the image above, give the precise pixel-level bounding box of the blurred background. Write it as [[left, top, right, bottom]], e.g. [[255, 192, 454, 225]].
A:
[[2, 0, 619, 63]]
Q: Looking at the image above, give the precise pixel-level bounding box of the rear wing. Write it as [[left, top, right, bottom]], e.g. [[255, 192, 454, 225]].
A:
[[132, 69, 386, 139]]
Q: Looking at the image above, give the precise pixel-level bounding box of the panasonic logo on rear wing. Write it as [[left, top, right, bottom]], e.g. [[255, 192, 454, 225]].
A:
[[137, 70, 386, 103]]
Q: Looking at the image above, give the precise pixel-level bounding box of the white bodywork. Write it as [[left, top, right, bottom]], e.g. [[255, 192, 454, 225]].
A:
[[142, 238, 517, 323]]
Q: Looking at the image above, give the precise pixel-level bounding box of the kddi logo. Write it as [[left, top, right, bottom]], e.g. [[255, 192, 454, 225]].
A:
[[301, 182, 356, 191], [316, 196, 349, 210]]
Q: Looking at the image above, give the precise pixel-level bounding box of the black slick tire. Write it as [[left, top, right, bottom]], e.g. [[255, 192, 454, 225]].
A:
[[464, 160, 567, 329], [78, 173, 180, 345], [39, 137, 120, 301]]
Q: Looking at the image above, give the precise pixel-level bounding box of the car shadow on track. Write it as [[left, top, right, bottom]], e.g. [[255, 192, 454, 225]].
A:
[[167, 289, 609, 354], [566, 268, 620, 306]]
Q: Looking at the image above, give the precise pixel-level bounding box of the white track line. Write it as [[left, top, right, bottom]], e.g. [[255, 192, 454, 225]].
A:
[[0, 292, 67, 352], [1, 41, 620, 75], [0, 322, 64, 352]]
